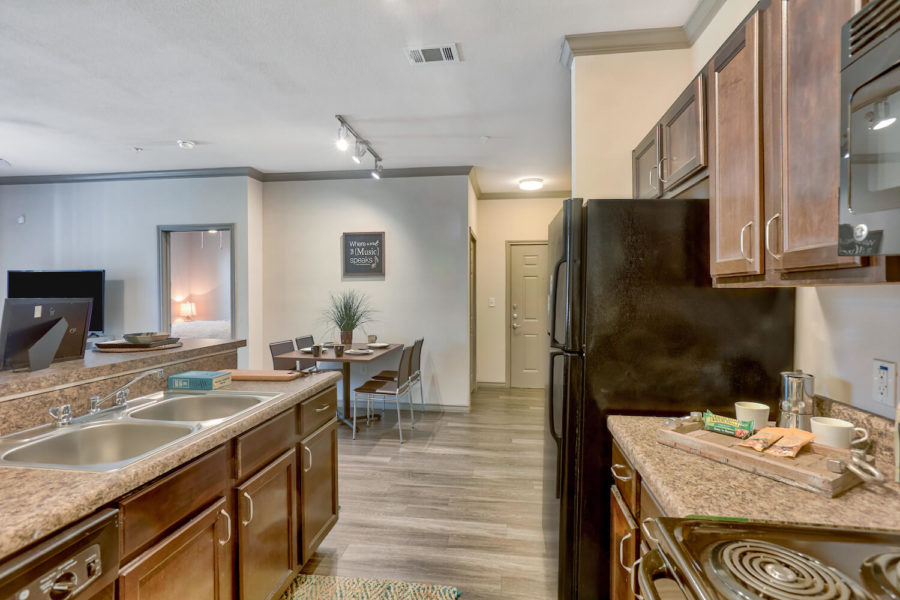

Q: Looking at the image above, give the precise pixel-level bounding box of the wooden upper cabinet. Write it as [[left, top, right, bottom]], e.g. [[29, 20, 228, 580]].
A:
[[660, 74, 707, 190], [709, 11, 764, 277], [237, 449, 298, 600], [765, 0, 860, 272], [632, 126, 662, 199]]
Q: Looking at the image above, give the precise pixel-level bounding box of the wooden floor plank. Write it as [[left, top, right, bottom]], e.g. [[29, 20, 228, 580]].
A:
[[301, 387, 555, 600]]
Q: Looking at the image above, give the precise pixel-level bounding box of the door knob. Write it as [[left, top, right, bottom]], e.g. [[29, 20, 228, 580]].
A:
[[512, 303, 518, 309], [512, 313, 518, 319], [512, 323, 520, 329]]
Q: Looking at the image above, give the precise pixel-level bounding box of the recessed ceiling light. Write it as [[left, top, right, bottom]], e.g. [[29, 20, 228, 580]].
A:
[[518, 177, 544, 191], [177, 140, 196, 149]]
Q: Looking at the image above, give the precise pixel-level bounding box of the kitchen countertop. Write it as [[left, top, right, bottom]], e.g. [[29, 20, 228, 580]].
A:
[[0, 370, 341, 562], [608, 415, 900, 530]]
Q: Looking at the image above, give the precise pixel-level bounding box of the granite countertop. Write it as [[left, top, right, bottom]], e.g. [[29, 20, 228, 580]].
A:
[[0, 370, 341, 562], [608, 415, 900, 530], [0, 338, 246, 401]]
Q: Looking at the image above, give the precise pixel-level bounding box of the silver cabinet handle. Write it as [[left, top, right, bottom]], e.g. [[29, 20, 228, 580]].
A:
[[631, 556, 645, 600], [304, 446, 313, 473], [315, 404, 331, 413], [619, 531, 634, 572], [657, 157, 669, 183], [739, 220, 753, 262], [242, 492, 254, 526], [610, 464, 633, 482], [765, 212, 782, 260], [641, 517, 659, 543], [218, 509, 231, 545]]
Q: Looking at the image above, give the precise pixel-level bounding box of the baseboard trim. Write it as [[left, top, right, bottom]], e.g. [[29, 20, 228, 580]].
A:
[[475, 381, 508, 390]]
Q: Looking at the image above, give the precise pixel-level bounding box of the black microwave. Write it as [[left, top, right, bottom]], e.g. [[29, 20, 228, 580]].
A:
[[839, 0, 900, 256]]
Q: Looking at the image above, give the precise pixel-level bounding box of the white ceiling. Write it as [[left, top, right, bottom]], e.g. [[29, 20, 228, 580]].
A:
[[0, 0, 699, 194]]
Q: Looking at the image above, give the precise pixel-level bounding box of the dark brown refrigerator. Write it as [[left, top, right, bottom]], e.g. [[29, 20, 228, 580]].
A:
[[544, 198, 795, 599]]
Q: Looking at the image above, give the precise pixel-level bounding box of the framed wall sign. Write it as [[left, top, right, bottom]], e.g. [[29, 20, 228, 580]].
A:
[[342, 232, 385, 277]]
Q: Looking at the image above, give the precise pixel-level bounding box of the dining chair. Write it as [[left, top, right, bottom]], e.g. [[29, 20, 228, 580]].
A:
[[294, 334, 317, 371], [352, 345, 413, 443], [269, 340, 297, 370], [373, 338, 424, 426]]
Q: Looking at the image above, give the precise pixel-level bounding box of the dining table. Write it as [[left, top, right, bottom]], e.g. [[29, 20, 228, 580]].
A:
[[275, 343, 403, 432]]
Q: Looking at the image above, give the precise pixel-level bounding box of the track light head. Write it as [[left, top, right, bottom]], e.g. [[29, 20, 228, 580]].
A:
[[371, 160, 383, 179], [352, 141, 366, 164], [336, 125, 349, 151]]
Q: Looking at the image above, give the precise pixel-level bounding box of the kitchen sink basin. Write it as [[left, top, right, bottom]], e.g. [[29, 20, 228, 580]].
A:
[[2, 422, 194, 470], [128, 393, 265, 423]]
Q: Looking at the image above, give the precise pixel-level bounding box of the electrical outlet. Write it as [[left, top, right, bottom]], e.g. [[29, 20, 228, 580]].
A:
[[873, 359, 897, 407]]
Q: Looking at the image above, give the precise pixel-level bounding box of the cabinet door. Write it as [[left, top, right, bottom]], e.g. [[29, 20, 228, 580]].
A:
[[610, 486, 639, 600], [709, 12, 764, 276], [661, 74, 707, 190], [237, 449, 298, 600], [298, 419, 339, 565], [772, 0, 860, 271], [119, 497, 233, 600], [633, 126, 662, 199]]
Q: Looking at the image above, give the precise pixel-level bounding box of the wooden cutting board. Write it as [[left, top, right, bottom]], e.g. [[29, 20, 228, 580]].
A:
[[657, 421, 862, 497], [224, 369, 304, 381]]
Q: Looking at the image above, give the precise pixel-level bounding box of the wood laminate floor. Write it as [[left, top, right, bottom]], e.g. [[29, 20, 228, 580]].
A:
[[302, 387, 556, 600]]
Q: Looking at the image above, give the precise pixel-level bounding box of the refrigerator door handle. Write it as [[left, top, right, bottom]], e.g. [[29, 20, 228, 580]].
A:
[[548, 256, 566, 349], [548, 350, 564, 499]]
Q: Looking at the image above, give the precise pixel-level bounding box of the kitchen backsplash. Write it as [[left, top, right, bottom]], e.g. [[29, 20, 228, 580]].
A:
[[816, 395, 895, 475]]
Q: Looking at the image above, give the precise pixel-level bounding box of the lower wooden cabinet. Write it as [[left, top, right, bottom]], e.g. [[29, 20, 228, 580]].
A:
[[610, 486, 639, 600], [119, 497, 233, 600], [237, 449, 298, 600], [298, 419, 339, 564]]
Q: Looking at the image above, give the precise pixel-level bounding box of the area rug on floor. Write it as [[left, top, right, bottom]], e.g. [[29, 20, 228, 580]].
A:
[[283, 574, 461, 600]]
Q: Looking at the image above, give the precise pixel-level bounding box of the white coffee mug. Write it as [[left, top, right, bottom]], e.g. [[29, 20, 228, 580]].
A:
[[735, 401, 770, 431], [810, 416, 869, 449]]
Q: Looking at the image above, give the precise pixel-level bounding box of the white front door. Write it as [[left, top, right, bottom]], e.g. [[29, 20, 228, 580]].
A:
[[509, 243, 549, 388]]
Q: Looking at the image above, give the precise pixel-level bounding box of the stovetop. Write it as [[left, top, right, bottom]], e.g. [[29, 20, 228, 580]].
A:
[[647, 518, 900, 600]]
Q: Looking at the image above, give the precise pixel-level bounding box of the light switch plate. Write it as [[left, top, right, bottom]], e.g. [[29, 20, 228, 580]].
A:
[[873, 359, 897, 407]]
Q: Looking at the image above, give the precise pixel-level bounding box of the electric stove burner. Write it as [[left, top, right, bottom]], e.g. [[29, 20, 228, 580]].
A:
[[703, 539, 874, 600], [861, 553, 900, 600]]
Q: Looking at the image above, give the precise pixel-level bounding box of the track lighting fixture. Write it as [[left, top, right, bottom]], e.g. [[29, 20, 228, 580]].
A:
[[334, 115, 384, 180], [336, 125, 350, 151], [871, 99, 896, 131], [352, 140, 366, 164]]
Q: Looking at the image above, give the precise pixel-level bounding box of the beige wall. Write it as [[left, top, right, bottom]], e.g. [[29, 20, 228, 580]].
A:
[[475, 195, 565, 384], [689, 0, 758, 74], [572, 49, 692, 199], [262, 176, 471, 408]]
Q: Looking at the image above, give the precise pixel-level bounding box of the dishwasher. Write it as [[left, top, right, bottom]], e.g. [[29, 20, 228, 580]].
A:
[[0, 508, 119, 600]]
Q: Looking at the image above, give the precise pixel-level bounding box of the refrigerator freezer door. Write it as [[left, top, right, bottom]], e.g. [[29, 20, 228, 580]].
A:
[[548, 198, 584, 353]]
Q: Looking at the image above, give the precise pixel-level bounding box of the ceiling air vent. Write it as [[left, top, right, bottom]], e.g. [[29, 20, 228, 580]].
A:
[[406, 43, 461, 65]]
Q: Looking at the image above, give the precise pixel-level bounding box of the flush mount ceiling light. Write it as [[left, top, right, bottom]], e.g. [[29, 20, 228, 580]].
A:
[[176, 140, 196, 149], [518, 177, 544, 191], [334, 115, 384, 180], [352, 140, 367, 164]]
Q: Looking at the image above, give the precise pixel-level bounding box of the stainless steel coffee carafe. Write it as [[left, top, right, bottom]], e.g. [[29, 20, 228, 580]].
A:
[[778, 371, 815, 431]]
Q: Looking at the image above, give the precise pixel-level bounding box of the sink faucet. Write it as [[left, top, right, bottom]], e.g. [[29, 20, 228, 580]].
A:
[[89, 368, 165, 414]]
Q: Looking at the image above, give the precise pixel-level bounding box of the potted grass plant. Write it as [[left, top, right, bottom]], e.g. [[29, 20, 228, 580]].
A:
[[323, 289, 374, 345]]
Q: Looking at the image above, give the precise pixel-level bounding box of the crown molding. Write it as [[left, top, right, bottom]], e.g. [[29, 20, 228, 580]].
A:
[[561, 0, 727, 67], [0, 166, 474, 185]]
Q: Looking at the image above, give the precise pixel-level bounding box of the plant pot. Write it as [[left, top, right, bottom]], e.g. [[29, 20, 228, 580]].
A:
[[340, 330, 353, 345]]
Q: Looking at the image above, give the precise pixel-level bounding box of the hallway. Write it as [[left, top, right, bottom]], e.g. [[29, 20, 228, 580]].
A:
[[302, 387, 555, 600]]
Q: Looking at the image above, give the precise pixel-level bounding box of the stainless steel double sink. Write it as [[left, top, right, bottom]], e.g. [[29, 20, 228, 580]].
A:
[[0, 390, 282, 472]]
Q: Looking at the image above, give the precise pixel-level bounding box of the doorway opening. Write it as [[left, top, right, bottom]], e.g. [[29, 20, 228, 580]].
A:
[[469, 228, 477, 394], [158, 224, 236, 339], [506, 241, 549, 389]]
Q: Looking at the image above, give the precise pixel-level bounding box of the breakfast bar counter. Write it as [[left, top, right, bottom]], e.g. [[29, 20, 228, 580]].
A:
[[608, 415, 900, 530]]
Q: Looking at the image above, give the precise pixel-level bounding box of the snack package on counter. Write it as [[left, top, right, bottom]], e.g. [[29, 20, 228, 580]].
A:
[[703, 410, 753, 440], [738, 427, 786, 452], [763, 428, 817, 457]]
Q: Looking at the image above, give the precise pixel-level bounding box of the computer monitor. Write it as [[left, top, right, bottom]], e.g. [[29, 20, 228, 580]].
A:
[[0, 298, 93, 371], [7, 270, 105, 333]]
